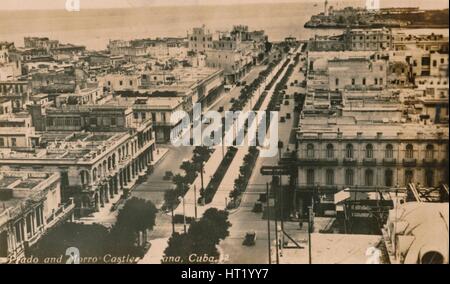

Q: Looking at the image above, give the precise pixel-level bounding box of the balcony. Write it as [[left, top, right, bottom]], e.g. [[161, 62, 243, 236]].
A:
[[297, 158, 320, 166], [343, 158, 357, 166], [363, 158, 377, 166], [422, 158, 438, 167], [382, 158, 397, 166], [297, 158, 339, 166], [403, 158, 417, 167]]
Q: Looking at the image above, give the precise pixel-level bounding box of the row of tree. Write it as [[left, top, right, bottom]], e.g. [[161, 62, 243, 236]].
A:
[[229, 147, 260, 208], [165, 146, 214, 209], [163, 208, 231, 264]]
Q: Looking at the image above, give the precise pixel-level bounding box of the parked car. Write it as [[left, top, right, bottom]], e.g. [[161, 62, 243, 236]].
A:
[[252, 202, 263, 213], [243, 231, 256, 246]]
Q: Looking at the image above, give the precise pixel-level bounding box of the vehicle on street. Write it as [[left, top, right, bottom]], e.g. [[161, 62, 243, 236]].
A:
[[243, 231, 257, 246]]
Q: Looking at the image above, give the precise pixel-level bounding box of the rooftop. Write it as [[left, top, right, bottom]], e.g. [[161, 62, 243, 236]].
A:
[[0, 131, 128, 163], [0, 172, 58, 220]]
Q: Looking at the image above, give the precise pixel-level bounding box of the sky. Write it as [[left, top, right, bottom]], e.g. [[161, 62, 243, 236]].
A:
[[0, 0, 448, 10]]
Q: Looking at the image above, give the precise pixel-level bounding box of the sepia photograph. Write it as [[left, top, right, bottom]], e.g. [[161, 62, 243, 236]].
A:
[[0, 0, 448, 267]]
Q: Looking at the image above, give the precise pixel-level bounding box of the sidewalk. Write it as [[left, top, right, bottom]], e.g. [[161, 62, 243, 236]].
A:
[[138, 237, 169, 264], [76, 147, 170, 226]]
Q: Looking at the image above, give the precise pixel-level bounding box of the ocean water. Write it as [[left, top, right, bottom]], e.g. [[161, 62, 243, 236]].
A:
[[0, 1, 448, 50]]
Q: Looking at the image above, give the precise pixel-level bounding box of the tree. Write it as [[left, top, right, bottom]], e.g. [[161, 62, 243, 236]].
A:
[[163, 233, 194, 263], [163, 209, 231, 264], [202, 208, 232, 241], [115, 197, 157, 249], [164, 189, 179, 234], [188, 218, 221, 260], [173, 174, 189, 196]]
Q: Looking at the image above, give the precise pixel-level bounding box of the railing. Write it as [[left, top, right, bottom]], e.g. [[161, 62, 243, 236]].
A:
[[46, 198, 75, 228], [403, 158, 417, 167], [422, 158, 438, 166], [343, 157, 357, 166], [382, 158, 397, 166], [298, 158, 339, 166], [363, 158, 377, 166]]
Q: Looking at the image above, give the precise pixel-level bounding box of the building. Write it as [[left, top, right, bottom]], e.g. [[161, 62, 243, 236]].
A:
[[55, 86, 104, 108], [0, 105, 156, 217], [205, 25, 267, 84], [98, 73, 141, 92], [0, 42, 21, 81], [133, 66, 224, 111], [0, 171, 74, 262], [295, 116, 449, 214], [0, 112, 39, 148], [345, 28, 393, 51], [188, 25, 213, 54], [0, 81, 32, 112]]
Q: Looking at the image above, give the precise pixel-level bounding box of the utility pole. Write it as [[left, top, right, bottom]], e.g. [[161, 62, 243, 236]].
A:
[[180, 196, 187, 234], [308, 206, 313, 264], [279, 174, 284, 256], [200, 161, 205, 203], [194, 185, 198, 219], [266, 183, 271, 264], [274, 177, 279, 264]]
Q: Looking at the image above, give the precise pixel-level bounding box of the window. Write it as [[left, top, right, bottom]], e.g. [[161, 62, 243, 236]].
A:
[[362, 78, 366, 85], [326, 144, 334, 159], [0, 138, 4, 147], [351, 78, 355, 85], [432, 60, 437, 67], [365, 169, 374, 186], [151, 112, 156, 122], [425, 144, 434, 159], [11, 138, 16, 147], [375, 78, 378, 85], [111, 117, 116, 126], [385, 169, 393, 187], [306, 169, 315, 185], [366, 144, 373, 159], [405, 144, 414, 159], [326, 169, 335, 185], [404, 170, 414, 185], [379, 78, 383, 85], [345, 169, 354, 186], [425, 170, 434, 187], [346, 144, 354, 159], [335, 78, 339, 87], [129, 80, 133, 86], [385, 144, 393, 159], [119, 81, 123, 86], [306, 144, 314, 158], [133, 113, 139, 119]]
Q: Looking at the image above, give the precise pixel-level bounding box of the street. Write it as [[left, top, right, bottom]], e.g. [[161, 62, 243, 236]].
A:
[[219, 49, 307, 264]]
